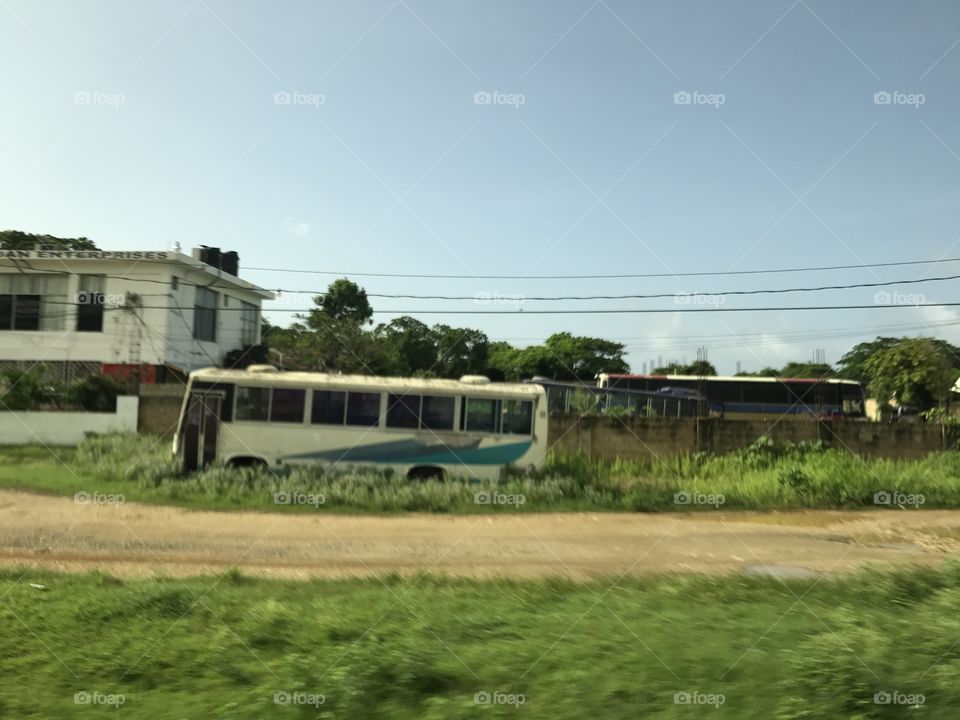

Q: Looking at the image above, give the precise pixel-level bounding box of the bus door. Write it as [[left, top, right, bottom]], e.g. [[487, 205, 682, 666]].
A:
[[182, 391, 223, 471]]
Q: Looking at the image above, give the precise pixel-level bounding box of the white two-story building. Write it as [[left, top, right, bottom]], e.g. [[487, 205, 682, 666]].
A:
[[0, 246, 273, 383]]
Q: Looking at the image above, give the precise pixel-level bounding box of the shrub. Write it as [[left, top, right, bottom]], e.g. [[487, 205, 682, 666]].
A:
[[66, 373, 123, 412], [0, 367, 56, 410]]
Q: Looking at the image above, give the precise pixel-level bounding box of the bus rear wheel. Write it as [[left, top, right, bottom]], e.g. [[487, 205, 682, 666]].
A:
[[408, 466, 444, 481], [227, 457, 268, 469]]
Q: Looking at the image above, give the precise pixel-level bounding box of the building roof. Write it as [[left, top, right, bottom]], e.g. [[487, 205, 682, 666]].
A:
[[0, 248, 274, 299]]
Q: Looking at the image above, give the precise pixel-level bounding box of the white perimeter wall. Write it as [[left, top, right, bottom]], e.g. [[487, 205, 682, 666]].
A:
[[0, 396, 139, 445]]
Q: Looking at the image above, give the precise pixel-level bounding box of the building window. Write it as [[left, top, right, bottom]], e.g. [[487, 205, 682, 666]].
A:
[[193, 286, 218, 342], [223, 295, 230, 307], [76, 275, 105, 333], [0, 294, 40, 330], [0, 273, 67, 331], [171, 276, 179, 291], [240, 301, 259, 345]]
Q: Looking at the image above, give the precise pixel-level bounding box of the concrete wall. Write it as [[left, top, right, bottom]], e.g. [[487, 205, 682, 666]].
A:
[[548, 415, 954, 460], [0, 396, 139, 445], [138, 383, 186, 437]]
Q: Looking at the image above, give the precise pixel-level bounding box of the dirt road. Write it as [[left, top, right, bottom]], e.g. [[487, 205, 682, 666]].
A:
[[0, 490, 957, 579]]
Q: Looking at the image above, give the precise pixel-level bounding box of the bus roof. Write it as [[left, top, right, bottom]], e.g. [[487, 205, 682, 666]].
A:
[[598, 373, 862, 386], [189, 367, 545, 397]]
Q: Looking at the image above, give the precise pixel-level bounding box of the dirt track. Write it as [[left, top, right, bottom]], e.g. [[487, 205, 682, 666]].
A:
[[0, 490, 958, 579]]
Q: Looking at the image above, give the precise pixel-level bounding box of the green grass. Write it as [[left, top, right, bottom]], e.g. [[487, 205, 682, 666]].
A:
[[1, 565, 959, 718], [1, 434, 960, 513]]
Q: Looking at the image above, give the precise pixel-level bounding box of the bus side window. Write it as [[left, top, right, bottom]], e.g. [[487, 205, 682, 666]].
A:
[[312, 390, 346, 425], [464, 398, 499, 433], [502, 400, 533, 435], [387, 394, 420, 429], [346, 392, 381, 427], [236, 386, 269, 421], [271, 388, 306, 423], [421, 396, 455, 431]]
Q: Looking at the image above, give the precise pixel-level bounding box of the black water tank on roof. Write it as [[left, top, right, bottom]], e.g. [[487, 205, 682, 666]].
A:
[[200, 245, 221, 269], [221, 251, 239, 276]]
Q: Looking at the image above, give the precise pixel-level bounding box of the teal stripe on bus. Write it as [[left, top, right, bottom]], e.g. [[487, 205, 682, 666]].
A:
[[283, 439, 533, 466]]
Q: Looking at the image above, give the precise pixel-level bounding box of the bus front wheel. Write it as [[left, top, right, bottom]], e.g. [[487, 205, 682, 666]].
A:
[[408, 466, 444, 481]]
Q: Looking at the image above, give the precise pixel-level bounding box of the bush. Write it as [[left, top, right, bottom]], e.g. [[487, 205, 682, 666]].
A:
[[0, 367, 56, 410], [66, 373, 123, 412]]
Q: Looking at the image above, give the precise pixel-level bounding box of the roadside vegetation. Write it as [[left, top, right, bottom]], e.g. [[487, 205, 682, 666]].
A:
[[0, 434, 959, 514], [1, 564, 959, 718]]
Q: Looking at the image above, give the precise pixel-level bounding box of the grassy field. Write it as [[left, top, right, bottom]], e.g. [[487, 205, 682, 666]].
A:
[[1, 434, 959, 514], [0, 565, 957, 718]]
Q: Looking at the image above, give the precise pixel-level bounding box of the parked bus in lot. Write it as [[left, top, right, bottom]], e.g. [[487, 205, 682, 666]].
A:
[[526, 377, 700, 417], [174, 366, 548, 479], [596, 373, 866, 419]]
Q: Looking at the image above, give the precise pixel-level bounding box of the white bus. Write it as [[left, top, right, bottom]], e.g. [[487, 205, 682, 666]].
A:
[[173, 365, 548, 479]]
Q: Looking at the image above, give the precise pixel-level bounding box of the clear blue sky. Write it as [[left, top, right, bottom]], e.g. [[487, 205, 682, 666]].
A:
[[3, 0, 960, 374]]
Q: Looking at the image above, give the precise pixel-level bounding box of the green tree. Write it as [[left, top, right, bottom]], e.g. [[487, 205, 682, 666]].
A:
[[374, 316, 437, 376], [541, 332, 629, 380], [316, 278, 373, 325], [778, 362, 834, 379], [837, 337, 902, 381], [432, 325, 489, 378], [652, 360, 717, 376], [0, 230, 98, 251], [864, 338, 957, 409], [735, 366, 779, 377]]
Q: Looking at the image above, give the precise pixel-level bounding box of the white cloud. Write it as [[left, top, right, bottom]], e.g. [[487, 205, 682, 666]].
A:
[[283, 216, 312, 237]]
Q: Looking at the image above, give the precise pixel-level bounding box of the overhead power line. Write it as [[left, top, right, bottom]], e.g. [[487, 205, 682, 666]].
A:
[[38, 300, 959, 314], [6, 262, 958, 302], [244, 255, 960, 280], [352, 273, 960, 301]]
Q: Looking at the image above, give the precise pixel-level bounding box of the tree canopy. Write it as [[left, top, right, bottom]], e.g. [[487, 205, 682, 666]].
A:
[[652, 360, 717, 376], [863, 338, 957, 408], [0, 230, 98, 251]]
